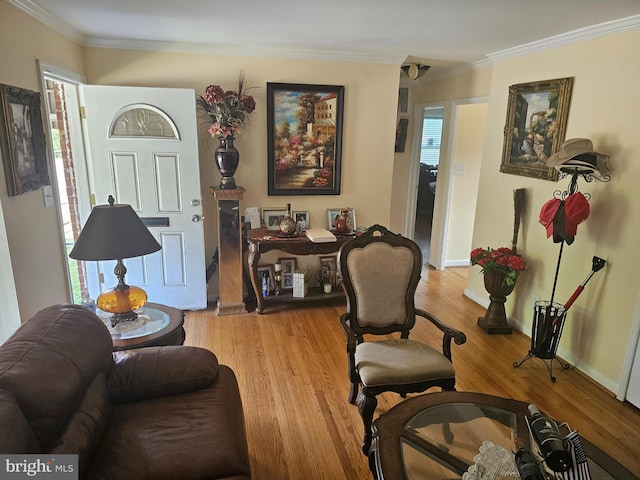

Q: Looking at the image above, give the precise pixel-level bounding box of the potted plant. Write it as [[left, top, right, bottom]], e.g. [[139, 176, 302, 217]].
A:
[[317, 264, 333, 293], [470, 247, 526, 334]]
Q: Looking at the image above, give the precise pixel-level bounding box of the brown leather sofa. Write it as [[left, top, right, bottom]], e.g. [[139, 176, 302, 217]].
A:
[[0, 304, 251, 480]]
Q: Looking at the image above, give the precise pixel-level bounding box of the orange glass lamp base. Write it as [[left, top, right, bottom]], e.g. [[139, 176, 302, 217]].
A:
[[97, 285, 148, 327]]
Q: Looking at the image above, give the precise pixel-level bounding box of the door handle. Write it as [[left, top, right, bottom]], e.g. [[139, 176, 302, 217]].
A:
[[191, 199, 201, 206], [192, 215, 201, 222]]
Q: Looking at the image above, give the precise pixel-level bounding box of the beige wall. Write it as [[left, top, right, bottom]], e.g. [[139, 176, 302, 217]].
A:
[[468, 29, 640, 392], [446, 102, 487, 263], [0, 2, 85, 321]]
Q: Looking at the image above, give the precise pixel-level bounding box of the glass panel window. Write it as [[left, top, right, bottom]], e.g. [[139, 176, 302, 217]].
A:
[[110, 105, 178, 138]]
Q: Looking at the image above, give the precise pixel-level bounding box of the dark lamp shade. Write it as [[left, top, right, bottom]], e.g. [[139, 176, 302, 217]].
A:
[[69, 203, 161, 261]]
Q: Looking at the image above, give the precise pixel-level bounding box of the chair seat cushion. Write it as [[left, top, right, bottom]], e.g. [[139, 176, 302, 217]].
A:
[[355, 339, 455, 387]]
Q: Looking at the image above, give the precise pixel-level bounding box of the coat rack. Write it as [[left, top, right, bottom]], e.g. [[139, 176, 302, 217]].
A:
[[514, 167, 609, 381]]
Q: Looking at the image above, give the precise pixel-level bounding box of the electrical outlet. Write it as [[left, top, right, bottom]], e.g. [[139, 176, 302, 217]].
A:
[[454, 163, 466, 175]]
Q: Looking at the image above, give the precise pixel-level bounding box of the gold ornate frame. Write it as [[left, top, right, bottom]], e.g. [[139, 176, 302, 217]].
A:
[[500, 77, 574, 181]]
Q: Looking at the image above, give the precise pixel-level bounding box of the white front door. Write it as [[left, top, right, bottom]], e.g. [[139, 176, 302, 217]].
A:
[[80, 86, 206, 310]]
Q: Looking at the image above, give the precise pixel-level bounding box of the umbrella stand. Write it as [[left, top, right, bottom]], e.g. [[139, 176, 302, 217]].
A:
[[514, 256, 606, 382]]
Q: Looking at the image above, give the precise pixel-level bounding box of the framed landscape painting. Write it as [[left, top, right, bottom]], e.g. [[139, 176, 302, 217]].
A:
[[267, 83, 344, 195], [499, 77, 574, 182]]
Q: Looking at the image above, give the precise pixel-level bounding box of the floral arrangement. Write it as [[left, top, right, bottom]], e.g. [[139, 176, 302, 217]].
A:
[[197, 73, 256, 139], [470, 247, 526, 286]]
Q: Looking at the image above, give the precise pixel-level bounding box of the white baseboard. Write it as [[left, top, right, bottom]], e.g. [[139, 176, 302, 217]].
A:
[[463, 289, 619, 395], [445, 259, 471, 268]]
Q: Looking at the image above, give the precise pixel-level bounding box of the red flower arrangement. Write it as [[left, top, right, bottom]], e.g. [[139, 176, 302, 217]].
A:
[[470, 247, 526, 286], [197, 73, 256, 139]]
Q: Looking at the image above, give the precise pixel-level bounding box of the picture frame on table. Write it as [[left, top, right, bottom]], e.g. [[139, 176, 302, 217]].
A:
[[278, 257, 297, 290], [319, 256, 338, 286], [293, 211, 310, 233], [262, 208, 286, 232], [0, 84, 51, 196], [267, 82, 344, 196], [257, 265, 275, 292], [327, 208, 356, 232], [499, 77, 574, 182]]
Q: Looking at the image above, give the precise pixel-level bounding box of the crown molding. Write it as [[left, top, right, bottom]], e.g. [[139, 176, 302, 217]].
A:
[[487, 14, 640, 61], [8, 0, 86, 45], [83, 37, 406, 64]]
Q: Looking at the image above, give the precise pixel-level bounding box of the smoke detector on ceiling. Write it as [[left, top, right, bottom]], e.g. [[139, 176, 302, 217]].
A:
[[401, 63, 431, 80]]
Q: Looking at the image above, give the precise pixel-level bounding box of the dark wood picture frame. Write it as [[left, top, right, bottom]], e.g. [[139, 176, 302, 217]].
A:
[[0, 84, 50, 196], [267, 82, 344, 195], [499, 77, 574, 182]]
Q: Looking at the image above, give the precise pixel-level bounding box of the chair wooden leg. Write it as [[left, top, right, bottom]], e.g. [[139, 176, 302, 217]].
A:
[[358, 392, 377, 455], [348, 382, 359, 405]]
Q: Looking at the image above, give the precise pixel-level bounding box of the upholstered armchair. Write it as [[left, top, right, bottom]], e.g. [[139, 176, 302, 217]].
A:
[[337, 225, 467, 454]]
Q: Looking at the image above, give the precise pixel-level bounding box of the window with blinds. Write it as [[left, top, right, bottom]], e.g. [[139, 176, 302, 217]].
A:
[[420, 108, 444, 166]]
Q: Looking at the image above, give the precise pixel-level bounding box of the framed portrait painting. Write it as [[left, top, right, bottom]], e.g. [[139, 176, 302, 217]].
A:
[[267, 83, 344, 196], [499, 77, 574, 181], [0, 84, 51, 196]]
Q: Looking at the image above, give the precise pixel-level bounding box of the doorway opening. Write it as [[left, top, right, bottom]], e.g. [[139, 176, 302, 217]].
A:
[[39, 64, 90, 304], [414, 106, 444, 260]]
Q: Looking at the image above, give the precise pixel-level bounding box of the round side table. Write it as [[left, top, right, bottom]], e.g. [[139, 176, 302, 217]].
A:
[[96, 302, 185, 351]]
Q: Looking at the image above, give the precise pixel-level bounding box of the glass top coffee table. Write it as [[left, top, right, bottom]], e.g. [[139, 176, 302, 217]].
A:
[[370, 391, 636, 480]]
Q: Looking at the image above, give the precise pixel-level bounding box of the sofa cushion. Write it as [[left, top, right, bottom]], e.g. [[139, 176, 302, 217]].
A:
[[86, 365, 251, 480], [0, 388, 40, 453], [50, 373, 112, 477], [0, 305, 113, 451], [107, 346, 219, 403]]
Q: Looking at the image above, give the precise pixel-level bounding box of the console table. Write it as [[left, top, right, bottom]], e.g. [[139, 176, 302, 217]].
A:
[[247, 234, 355, 313]]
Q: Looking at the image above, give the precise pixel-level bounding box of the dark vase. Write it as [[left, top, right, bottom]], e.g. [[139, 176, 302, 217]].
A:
[[215, 136, 239, 189], [477, 271, 516, 335]]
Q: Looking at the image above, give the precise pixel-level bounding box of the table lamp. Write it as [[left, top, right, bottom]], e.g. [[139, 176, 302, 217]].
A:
[[69, 195, 161, 326]]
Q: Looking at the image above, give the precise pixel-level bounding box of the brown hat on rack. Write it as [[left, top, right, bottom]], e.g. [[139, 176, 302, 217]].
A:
[[547, 138, 610, 177]]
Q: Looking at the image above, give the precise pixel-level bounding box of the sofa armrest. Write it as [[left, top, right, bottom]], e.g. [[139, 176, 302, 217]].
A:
[[107, 346, 219, 403]]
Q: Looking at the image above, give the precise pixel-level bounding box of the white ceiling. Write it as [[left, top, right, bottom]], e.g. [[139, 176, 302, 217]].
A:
[[10, 0, 640, 76]]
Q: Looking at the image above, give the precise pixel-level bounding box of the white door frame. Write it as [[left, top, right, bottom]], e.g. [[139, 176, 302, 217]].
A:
[[404, 100, 448, 269], [404, 96, 489, 270], [37, 60, 95, 302], [618, 293, 640, 402]]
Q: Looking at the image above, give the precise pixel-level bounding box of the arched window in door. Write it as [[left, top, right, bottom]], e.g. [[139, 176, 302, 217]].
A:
[[110, 105, 179, 139]]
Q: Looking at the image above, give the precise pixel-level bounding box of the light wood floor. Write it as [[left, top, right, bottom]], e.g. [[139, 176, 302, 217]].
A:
[[184, 266, 640, 479]]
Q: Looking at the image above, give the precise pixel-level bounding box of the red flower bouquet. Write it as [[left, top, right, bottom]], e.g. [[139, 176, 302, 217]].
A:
[[470, 247, 526, 286]]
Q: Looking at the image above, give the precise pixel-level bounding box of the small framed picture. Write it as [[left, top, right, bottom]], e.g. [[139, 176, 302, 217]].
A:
[[257, 265, 275, 292], [293, 211, 310, 233], [278, 257, 297, 290], [327, 208, 356, 232], [262, 208, 286, 232], [319, 255, 338, 286]]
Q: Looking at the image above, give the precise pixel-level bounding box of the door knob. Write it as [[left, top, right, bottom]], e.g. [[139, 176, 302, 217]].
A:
[[191, 199, 201, 206], [192, 215, 201, 222]]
